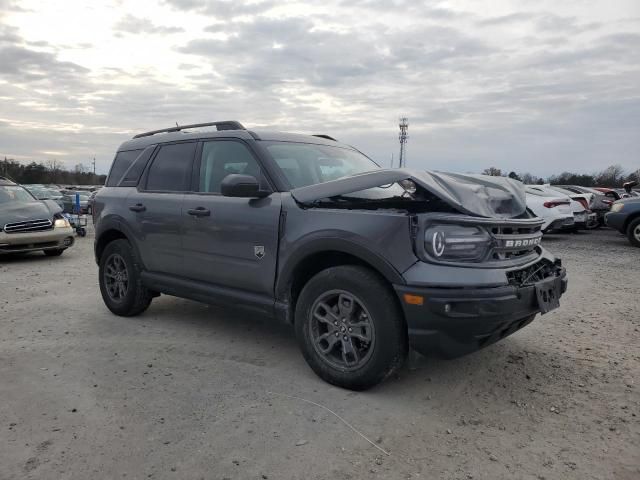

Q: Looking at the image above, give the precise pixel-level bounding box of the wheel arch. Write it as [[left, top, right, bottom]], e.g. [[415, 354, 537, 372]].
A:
[[94, 220, 143, 268], [624, 211, 640, 232], [275, 239, 406, 324]]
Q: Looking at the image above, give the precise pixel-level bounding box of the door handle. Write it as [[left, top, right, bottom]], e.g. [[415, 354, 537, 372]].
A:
[[129, 204, 146, 212], [187, 207, 211, 217]]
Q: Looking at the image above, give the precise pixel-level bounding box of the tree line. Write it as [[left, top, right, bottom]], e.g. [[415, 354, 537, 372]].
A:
[[481, 164, 640, 187], [1, 157, 107, 186], [1, 155, 637, 188]]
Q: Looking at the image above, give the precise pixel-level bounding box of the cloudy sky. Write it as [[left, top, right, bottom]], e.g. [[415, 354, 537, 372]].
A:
[[1, 0, 638, 175]]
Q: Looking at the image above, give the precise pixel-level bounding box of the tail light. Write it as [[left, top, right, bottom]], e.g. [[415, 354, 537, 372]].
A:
[[543, 200, 570, 208], [575, 198, 589, 210]]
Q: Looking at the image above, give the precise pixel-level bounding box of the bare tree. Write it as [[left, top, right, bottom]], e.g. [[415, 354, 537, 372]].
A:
[[626, 168, 640, 184], [595, 165, 625, 187], [482, 167, 502, 176]]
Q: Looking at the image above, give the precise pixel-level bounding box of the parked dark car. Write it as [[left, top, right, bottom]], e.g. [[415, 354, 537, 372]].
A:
[[94, 121, 567, 390], [0, 177, 75, 256], [61, 193, 90, 214], [605, 197, 640, 248], [24, 185, 65, 210]]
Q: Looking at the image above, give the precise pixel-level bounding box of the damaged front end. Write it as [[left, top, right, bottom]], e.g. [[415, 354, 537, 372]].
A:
[[290, 168, 567, 358], [290, 168, 529, 218], [291, 168, 547, 268]]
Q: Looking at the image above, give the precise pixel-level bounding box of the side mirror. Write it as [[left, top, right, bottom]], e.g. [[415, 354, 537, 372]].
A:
[[220, 174, 269, 198]]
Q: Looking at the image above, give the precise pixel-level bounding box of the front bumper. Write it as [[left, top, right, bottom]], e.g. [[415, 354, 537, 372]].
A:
[[395, 263, 567, 358], [0, 226, 75, 254], [544, 217, 574, 232]]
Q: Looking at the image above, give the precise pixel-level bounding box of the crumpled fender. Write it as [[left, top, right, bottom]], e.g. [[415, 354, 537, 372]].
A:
[[290, 168, 527, 218]]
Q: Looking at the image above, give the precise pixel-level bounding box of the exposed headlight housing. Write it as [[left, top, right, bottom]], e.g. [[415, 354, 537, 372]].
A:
[[54, 218, 70, 228], [399, 179, 417, 194], [424, 224, 491, 262], [609, 203, 624, 213]]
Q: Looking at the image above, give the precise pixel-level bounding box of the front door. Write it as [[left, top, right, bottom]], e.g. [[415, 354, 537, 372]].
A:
[[181, 139, 281, 295]]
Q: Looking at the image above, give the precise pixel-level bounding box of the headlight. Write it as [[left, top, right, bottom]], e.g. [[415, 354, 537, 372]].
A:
[[424, 224, 491, 262], [610, 203, 624, 213], [54, 218, 70, 228]]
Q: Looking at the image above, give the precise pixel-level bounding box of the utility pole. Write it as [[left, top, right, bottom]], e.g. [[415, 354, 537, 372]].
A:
[[390, 153, 394, 168], [92, 157, 96, 175], [398, 117, 409, 168]]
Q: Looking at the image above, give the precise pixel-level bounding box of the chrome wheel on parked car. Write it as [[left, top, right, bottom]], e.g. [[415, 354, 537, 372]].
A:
[[309, 290, 375, 371]]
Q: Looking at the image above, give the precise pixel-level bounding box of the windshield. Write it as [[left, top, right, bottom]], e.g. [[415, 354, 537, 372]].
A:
[[29, 188, 50, 199], [0, 185, 37, 204], [265, 142, 380, 188]]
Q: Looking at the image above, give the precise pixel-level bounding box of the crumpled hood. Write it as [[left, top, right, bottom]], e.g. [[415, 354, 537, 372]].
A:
[[1, 201, 59, 226], [290, 168, 528, 218]]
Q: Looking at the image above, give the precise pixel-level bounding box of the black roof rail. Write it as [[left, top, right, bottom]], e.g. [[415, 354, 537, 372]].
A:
[[133, 121, 246, 139], [313, 134, 337, 141]]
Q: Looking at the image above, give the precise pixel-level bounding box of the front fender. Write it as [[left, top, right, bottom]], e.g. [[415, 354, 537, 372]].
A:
[[275, 196, 419, 300], [94, 214, 145, 268], [275, 234, 407, 299]]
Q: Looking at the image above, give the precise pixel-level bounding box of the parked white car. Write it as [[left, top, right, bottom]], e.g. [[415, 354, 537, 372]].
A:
[[526, 185, 596, 230], [543, 185, 598, 228], [525, 187, 575, 232]]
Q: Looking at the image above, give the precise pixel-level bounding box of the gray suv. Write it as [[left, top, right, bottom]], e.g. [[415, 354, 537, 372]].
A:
[[94, 121, 567, 390]]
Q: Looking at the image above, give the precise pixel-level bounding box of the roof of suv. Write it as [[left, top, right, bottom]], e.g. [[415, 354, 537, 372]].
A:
[[117, 127, 350, 152]]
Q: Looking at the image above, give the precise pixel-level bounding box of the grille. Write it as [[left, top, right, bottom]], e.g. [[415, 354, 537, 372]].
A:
[[0, 241, 58, 252], [489, 223, 543, 261], [3, 219, 52, 234], [507, 259, 559, 286]]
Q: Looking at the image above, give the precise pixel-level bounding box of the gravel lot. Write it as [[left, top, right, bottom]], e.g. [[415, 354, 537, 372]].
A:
[[1, 226, 638, 480]]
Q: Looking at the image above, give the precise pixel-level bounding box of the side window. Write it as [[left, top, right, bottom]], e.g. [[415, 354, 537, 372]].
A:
[[145, 142, 196, 192], [198, 141, 261, 193], [106, 149, 143, 187], [120, 146, 155, 187]]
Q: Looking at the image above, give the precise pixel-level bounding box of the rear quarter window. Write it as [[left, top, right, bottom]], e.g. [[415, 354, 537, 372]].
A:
[[106, 149, 144, 187], [120, 146, 156, 187]]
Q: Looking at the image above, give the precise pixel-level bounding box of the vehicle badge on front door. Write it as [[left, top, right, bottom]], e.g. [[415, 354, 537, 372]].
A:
[[254, 245, 265, 259]]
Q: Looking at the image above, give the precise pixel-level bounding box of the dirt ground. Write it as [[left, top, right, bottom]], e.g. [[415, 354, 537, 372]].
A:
[[1, 226, 638, 480]]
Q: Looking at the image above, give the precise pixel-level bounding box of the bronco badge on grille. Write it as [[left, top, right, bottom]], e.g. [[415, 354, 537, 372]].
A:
[[503, 237, 541, 248]]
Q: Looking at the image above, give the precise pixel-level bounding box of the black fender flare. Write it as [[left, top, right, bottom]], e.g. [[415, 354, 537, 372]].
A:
[[275, 236, 406, 300], [94, 216, 144, 269]]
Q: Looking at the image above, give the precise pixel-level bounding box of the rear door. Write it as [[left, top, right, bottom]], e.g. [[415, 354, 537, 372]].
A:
[[126, 141, 196, 275], [181, 139, 281, 295]]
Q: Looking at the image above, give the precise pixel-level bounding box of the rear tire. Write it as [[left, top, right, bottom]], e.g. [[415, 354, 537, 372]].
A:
[[44, 249, 65, 257], [626, 217, 640, 248], [99, 239, 152, 316], [295, 265, 408, 390]]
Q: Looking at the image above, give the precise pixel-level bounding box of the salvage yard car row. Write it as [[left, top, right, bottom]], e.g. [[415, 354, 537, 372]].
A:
[[22, 183, 101, 214]]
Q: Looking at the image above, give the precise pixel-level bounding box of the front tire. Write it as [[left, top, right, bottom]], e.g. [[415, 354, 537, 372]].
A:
[[99, 239, 152, 316], [627, 217, 640, 248], [295, 266, 408, 390]]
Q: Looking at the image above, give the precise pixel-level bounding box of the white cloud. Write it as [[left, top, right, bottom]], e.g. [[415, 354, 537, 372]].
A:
[[0, 0, 638, 176]]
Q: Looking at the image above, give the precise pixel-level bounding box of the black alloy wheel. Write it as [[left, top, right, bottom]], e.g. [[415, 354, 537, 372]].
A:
[[309, 290, 375, 371]]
